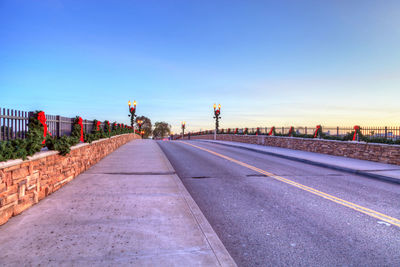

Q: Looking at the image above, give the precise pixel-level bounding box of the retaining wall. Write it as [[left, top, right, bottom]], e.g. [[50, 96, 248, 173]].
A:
[[0, 134, 140, 225], [184, 134, 400, 166]]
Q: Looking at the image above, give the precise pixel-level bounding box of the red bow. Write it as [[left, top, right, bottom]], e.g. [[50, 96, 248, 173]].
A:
[[38, 111, 48, 144], [314, 125, 321, 138], [353, 125, 360, 141], [288, 127, 294, 136], [96, 121, 101, 131], [78, 117, 84, 142], [130, 107, 134, 113], [268, 127, 275, 136]]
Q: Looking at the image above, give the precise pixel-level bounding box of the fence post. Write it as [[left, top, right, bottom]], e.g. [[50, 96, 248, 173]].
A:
[[337, 126, 339, 137], [56, 115, 61, 137], [305, 126, 307, 135], [282, 127, 284, 134], [385, 126, 388, 139], [7, 109, 10, 140], [11, 109, 14, 139]]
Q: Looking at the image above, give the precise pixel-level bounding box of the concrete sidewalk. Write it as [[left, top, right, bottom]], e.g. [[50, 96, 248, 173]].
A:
[[0, 140, 236, 266], [199, 140, 400, 184]]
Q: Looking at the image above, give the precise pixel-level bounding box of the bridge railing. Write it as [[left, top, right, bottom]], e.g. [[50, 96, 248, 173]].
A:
[[0, 107, 106, 141], [181, 126, 400, 141]]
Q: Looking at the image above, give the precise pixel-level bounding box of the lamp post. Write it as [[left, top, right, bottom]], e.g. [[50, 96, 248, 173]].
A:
[[140, 130, 145, 138], [181, 121, 186, 139], [137, 119, 143, 132], [128, 100, 137, 128], [213, 104, 221, 140]]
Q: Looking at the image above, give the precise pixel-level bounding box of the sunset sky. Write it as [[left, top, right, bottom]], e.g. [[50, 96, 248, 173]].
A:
[[1, 0, 399, 133]]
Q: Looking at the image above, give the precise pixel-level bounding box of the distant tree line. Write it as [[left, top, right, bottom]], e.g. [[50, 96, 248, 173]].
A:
[[136, 116, 171, 139]]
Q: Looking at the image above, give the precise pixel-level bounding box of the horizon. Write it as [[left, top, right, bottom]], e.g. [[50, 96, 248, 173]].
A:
[[1, 0, 399, 133]]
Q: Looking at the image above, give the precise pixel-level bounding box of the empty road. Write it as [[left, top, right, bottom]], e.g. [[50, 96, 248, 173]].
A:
[[158, 140, 400, 266]]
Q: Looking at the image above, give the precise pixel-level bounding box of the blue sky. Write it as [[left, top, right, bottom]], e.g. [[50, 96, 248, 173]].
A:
[[1, 0, 399, 133]]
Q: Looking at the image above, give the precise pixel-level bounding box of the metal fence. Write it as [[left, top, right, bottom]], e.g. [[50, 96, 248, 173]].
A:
[[0, 108, 29, 140], [188, 126, 400, 140], [0, 107, 106, 141]]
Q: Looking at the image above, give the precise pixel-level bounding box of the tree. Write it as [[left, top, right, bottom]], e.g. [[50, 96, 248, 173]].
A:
[[136, 115, 152, 139], [153, 122, 171, 139]]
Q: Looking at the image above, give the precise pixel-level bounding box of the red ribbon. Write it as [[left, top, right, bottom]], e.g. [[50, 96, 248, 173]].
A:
[[78, 117, 84, 142], [314, 125, 321, 138], [256, 127, 259, 136], [37, 111, 48, 144], [130, 107, 134, 113], [288, 127, 294, 136], [268, 127, 275, 136], [96, 121, 101, 131], [107, 121, 110, 132], [353, 125, 360, 141]]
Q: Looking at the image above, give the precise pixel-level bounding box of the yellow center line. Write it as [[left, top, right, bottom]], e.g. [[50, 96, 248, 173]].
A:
[[179, 141, 400, 228]]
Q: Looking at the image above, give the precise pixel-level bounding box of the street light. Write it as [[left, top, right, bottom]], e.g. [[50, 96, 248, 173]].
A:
[[137, 119, 143, 134], [213, 103, 221, 140], [128, 100, 137, 127], [140, 130, 145, 138], [181, 121, 186, 138]]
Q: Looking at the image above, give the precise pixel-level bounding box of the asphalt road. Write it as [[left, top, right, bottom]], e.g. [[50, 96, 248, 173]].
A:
[[158, 140, 400, 267]]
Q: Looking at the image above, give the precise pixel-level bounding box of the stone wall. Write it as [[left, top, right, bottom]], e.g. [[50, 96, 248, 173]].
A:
[[0, 134, 140, 225], [185, 134, 400, 166]]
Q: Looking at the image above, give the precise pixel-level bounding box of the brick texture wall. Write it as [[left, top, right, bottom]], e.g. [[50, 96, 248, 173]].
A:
[[185, 134, 400, 166], [0, 134, 140, 225]]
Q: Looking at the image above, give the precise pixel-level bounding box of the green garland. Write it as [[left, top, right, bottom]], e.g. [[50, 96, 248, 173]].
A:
[[0, 112, 135, 162], [71, 116, 83, 141], [0, 111, 45, 161], [104, 120, 111, 137]]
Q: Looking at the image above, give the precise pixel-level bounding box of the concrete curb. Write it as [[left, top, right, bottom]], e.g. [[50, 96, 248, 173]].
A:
[[198, 140, 400, 185], [156, 142, 237, 267]]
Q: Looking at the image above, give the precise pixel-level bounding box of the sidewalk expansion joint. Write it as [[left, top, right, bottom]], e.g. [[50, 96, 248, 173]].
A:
[[102, 171, 176, 175]]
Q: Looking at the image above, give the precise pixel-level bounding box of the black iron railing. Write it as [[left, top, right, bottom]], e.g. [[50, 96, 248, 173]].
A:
[[178, 126, 400, 141], [0, 107, 106, 141]]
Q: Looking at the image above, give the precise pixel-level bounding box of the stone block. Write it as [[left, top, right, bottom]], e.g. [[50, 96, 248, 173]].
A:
[[3, 164, 21, 172], [0, 169, 5, 182], [6, 184, 18, 195], [5, 193, 18, 205], [0, 183, 6, 194], [0, 205, 14, 226], [12, 167, 29, 181], [18, 182, 26, 198]]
